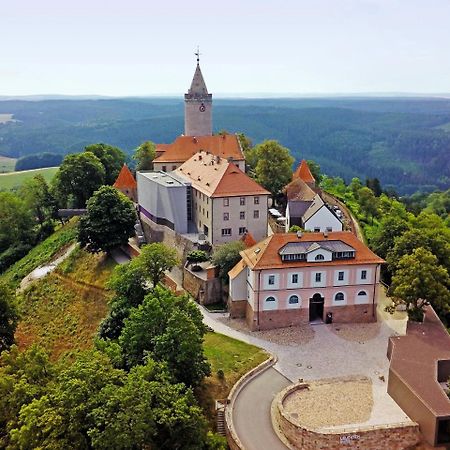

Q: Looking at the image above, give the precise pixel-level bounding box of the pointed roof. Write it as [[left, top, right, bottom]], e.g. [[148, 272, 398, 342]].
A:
[[240, 232, 257, 248], [113, 164, 137, 189], [175, 152, 269, 198], [284, 178, 316, 201], [293, 160, 315, 184], [187, 63, 209, 96]]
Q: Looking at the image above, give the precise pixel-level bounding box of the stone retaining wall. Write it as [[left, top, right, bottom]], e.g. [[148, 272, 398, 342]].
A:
[[275, 382, 420, 450], [183, 264, 222, 305]]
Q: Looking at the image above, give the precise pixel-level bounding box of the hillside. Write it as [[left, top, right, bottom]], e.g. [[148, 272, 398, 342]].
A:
[[1, 97, 450, 194], [0, 167, 58, 191]]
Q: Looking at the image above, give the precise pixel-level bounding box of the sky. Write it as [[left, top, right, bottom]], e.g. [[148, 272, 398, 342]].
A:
[[1, 0, 450, 96]]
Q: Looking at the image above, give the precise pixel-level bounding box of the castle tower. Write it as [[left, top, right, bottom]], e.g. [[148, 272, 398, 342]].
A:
[[184, 49, 212, 136]]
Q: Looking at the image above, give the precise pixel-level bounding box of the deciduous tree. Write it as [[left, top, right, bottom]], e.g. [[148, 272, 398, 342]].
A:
[[133, 141, 156, 171], [137, 243, 178, 288], [85, 143, 126, 185], [212, 240, 246, 282], [0, 283, 18, 353]]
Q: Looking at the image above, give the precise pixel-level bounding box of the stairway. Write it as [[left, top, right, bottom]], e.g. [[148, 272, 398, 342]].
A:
[[215, 401, 226, 436]]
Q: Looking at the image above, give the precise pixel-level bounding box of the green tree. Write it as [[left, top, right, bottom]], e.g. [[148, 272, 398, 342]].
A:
[[138, 243, 178, 288], [78, 186, 136, 253], [357, 187, 379, 223], [0, 283, 18, 353], [133, 141, 156, 171], [187, 250, 209, 266], [20, 174, 58, 237], [389, 248, 450, 321], [54, 152, 106, 207], [119, 287, 209, 384], [212, 240, 246, 282], [85, 143, 126, 185], [306, 159, 322, 184], [369, 215, 410, 260], [248, 140, 294, 198], [366, 177, 382, 197]]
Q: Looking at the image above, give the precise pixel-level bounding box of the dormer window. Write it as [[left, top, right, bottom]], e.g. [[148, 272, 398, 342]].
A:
[[315, 254, 325, 261]]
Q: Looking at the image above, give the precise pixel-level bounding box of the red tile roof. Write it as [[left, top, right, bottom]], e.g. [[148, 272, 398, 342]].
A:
[[175, 152, 270, 198], [113, 164, 137, 189], [154, 134, 244, 164], [240, 231, 384, 270], [241, 232, 257, 248], [293, 160, 315, 184]]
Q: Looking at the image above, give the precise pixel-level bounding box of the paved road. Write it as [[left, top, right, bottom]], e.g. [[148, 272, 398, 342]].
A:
[[233, 367, 290, 450]]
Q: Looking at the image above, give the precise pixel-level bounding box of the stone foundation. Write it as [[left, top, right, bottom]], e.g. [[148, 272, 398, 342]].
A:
[[228, 299, 247, 318], [326, 303, 376, 324], [275, 382, 420, 450]]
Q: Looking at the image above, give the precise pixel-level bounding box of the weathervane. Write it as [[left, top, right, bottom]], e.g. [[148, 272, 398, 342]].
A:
[[195, 46, 201, 64]]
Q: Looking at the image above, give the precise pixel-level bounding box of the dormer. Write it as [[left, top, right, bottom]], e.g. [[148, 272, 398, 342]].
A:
[[279, 239, 356, 263], [306, 244, 333, 262]]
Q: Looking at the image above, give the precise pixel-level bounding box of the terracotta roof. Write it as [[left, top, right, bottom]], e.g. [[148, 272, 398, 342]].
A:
[[240, 231, 384, 270], [285, 178, 317, 201], [293, 160, 315, 184], [154, 134, 244, 164], [113, 164, 137, 189], [228, 259, 246, 280], [175, 152, 270, 198], [388, 306, 450, 416], [241, 232, 257, 248]]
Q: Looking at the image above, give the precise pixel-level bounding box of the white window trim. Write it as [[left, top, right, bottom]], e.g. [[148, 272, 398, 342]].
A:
[[287, 294, 301, 309], [287, 272, 303, 289], [333, 291, 347, 305], [355, 290, 369, 304], [263, 295, 278, 311], [334, 269, 349, 286], [311, 271, 326, 288]]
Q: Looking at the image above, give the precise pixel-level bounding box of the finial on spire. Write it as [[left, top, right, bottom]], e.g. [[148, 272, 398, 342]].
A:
[[195, 46, 201, 64]]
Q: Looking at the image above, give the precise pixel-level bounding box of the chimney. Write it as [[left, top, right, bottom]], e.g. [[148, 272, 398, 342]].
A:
[[324, 230, 329, 238], [216, 155, 220, 164], [296, 231, 303, 239]]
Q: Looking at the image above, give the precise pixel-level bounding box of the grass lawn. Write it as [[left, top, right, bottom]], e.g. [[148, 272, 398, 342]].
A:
[[1, 220, 78, 288], [0, 167, 58, 190], [0, 155, 17, 173], [198, 332, 269, 424], [15, 248, 116, 360]]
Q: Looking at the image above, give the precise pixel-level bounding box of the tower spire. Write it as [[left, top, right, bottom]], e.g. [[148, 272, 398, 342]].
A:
[[195, 46, 201, 64]]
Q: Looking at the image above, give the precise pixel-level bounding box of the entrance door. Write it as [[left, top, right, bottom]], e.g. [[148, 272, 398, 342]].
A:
[[309, 293, 324, 322]]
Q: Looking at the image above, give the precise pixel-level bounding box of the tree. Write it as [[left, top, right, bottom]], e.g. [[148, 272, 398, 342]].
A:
[[389, 248, 450, 321], [119, 287, 208, 382], [20, 174, 58, 237], [138, 243, 178, 288], [369, 215, 410, 260], [366, 177, 382, 197], [78, 186, 136, 253], [247, 140, 294, 198], [85, 143, 126, 185], [186, 250, 209, 267], [306, 159, 322, 184], [0, 283, 18, 353], [54, 152, 106, 207], [133, 141, 156, 171], [357, 187, 379, 223], [212, 240, 246, 282]]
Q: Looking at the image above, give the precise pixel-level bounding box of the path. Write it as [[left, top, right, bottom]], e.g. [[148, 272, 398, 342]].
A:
[[233, 367, 290, 450], [110, 247, 131, 265]]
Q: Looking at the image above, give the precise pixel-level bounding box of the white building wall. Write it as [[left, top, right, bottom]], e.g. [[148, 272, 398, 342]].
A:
[[304, 206, 343, 232], [229, 268, 247, 302]]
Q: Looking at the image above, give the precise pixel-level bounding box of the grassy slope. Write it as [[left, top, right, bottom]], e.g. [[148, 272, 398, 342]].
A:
[[0, 167, 58, 190], [199, 332, 268, 423], [1, 220, 78, 288], [0, 155, 17, 173], [15, 248, 116, 360]]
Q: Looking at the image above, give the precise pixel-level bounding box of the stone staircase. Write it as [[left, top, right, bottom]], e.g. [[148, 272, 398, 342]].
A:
[[215, 400, 226, 436]]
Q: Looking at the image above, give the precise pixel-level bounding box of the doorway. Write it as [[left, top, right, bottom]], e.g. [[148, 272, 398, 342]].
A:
[[309, 293, 324, 322]]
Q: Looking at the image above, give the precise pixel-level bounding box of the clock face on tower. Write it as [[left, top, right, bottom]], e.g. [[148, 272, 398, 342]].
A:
[[199, 103, 206, 112]]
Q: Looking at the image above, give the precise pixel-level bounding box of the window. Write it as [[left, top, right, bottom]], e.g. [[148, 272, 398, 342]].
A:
[[254, 196, 259, 205], [268, 275, 275, 285], [162, 166, 167, 172], [315, 273, 322, 283], [172, 165, 177, 171], [204, 225, 209, 236], [292, 274, 298, 284], [223, 212, 229, 221], [240, 211, 245, 220], [266, 296, 276, 302], [206, 211, 209, 218], [289, 295, 299, 304], [239, 227, 246, 235], [335, 292, 345, 301], [361, 270, 367, 280], [223, 198, 229, 207], [358, 290, 367, 296], [315, 254, 325, 261], [240, 197, 245, 206], [314, 227, 320, 232], [338, 271, 344, 281], [254, 210, 259, 219], [326, 227, 332, 232], [221, 228, 231, 236]]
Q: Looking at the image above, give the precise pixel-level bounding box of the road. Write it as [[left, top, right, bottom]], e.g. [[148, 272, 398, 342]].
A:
[[233, 367, 290, 450]]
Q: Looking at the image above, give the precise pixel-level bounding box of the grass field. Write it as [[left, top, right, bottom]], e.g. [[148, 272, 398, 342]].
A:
[[199, 332, 268, 423], [0, 155, 17, 173], [0, 167, 58, 190], [15, 247, 116, 360]]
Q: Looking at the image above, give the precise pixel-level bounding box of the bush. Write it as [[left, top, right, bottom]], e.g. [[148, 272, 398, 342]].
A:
[[187, 250, 209, 265], [216, 369, 225, 380], [0, 243, 33, 273]]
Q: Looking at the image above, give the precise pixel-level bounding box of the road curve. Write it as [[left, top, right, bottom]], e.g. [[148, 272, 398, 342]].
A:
[[233, 367, 290, 450]]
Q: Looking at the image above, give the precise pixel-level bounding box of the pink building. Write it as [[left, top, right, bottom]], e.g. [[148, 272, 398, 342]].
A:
[[228, 231, 384, 330]]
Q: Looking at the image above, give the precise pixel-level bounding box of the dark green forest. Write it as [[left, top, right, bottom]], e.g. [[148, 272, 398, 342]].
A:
[[1, 97, 450, 194]]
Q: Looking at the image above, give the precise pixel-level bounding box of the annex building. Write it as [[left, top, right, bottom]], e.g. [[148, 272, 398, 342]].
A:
[[228, 231, 384, 330]]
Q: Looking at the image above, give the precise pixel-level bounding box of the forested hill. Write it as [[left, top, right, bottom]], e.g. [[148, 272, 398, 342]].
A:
[[1, 96, 450, 194]]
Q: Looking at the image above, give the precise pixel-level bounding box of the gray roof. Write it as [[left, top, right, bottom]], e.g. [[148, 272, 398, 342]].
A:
[[279, 240, 355, 256], [139, 171, 190, 187], [287, 200, 312, 218]]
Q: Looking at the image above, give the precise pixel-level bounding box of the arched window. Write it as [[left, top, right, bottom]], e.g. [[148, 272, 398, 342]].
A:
[[265, 296, 276, 302], [358, 291, 367, 296], [289, 295, 299, 304], [335, 292, 345, 301], [315, 254, 325, 261]]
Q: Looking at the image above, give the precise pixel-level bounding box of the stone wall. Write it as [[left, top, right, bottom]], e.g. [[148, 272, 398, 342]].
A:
[[183, 264, 222, 305], [228, 299, 247, 318], [275, 383, 420, 450], [326, 303, 376, 324]]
